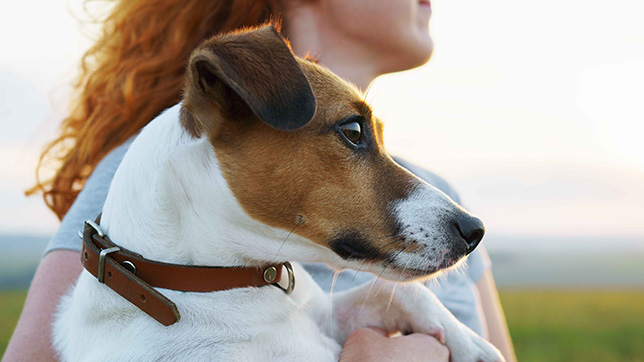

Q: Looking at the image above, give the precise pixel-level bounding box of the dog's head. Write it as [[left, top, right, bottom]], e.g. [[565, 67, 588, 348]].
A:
[[180, 26, 484, 282]]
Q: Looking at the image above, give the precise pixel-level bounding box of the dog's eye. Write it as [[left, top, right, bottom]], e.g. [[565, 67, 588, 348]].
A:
[[339, 121, 362, 145]]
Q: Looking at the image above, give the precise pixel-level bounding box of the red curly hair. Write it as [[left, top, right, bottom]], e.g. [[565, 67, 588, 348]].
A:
[[29, 0, 276, 219]]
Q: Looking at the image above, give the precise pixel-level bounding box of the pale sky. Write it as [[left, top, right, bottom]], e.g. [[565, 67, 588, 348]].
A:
[[1, 0, 643, 241]]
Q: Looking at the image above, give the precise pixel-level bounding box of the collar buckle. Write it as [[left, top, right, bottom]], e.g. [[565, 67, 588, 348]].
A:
[[84, 219, 120, 283], [84, 219, 105, 237], [98, 246, 121, 283]]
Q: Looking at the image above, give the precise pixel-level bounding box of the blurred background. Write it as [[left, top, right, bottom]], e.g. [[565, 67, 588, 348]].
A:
[[1, 0, 643, 360]]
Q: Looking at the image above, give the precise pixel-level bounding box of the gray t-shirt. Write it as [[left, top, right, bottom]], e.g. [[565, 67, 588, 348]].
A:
[[45, 106, 491, 336]]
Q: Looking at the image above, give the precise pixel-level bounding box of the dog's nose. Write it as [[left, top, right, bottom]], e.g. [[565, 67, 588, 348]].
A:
[[454, 215, 485, 254]]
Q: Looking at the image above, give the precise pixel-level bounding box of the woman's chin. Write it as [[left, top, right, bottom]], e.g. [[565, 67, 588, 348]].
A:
[[413, 41, 434, 68], [391, 40, 434, 73]]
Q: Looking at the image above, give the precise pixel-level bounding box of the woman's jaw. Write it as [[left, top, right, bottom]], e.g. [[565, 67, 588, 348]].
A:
[[280, 0, 434, 89]]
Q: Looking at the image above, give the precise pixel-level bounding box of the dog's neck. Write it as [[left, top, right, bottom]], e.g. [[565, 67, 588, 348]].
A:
[[99, 105, 316, 267]]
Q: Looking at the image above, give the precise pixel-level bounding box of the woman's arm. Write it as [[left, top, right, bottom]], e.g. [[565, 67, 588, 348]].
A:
[[476, 270, 516, 362], [3, 250, 82, 362], [4, 139, 134, 362]]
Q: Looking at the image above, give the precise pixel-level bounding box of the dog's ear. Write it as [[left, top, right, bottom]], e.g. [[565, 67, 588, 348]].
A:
[[182, 26, 316, 136]]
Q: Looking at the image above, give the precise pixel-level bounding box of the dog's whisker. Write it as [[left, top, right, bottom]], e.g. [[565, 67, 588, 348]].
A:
[[274, 218, 304, 257], [375, 235, 406, 250], [373, 245, 406, 298], [359, 247, 403, 319], [385, 283, 397, 314], [365, 272, 381, 302], [402, 283, 408, 302], [356, 238, 410, 317], [359, 264, 389, 317], [427, 274, 442, 292], [361, 232, 404, 249], [330, 270, 340, 298], [347, 235, 405, 286], [375, 246, 407, 297], [359, 234, 406, 262], [434, 275, 442, 288], [373, 270, 390, 298], [452, 260, 468, 277], [328, 269, 341, 338], [347, 261, 367, 289], [387, 245, 408, 268], [346, 232, 409, 289], [400, 250, 411, 277]]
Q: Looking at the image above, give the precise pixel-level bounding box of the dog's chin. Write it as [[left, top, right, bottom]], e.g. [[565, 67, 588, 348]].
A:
[[372, 257, 468, 283], [380, 268, 440, 283]]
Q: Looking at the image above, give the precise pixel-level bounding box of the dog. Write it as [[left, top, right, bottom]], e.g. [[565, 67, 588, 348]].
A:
[[53, 25, 504, 362]]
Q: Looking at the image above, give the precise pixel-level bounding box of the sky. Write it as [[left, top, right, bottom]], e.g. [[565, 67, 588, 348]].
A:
[[1, 0, 643, 242]]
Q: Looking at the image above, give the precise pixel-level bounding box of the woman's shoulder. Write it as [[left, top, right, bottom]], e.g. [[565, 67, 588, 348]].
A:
[[43, 105, 185, 254], [43, 137, 136, 255]]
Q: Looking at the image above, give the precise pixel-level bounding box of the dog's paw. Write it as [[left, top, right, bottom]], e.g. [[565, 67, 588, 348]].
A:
[[447, 328, 505, 362]]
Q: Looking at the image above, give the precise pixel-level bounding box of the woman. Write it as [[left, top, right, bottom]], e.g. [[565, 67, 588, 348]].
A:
[[5, 0, 515, 361]]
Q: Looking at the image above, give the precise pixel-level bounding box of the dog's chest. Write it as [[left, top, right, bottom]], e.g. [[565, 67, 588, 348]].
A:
[[55, 269, 341, 362]]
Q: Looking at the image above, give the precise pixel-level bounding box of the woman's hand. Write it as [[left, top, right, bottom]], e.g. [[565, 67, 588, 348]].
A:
[[339, 327, 449, 362]]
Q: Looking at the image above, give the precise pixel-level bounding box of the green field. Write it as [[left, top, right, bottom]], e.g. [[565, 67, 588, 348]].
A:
[[0, 290, 28, 358], [2, 289, 644, 360], [500, 289, 644, 362]]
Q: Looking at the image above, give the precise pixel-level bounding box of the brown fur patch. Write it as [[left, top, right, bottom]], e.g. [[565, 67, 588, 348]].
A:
[[183, 27, 424, 261]]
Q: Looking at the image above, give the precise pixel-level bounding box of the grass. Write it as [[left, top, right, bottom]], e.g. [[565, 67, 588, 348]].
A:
[[0, 290, 27, 357], [1, 289, 643, 360], [500, 289, 644, 362]]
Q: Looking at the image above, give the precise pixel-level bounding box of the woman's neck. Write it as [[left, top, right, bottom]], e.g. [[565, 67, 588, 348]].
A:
[[283, 6, 378, 91]]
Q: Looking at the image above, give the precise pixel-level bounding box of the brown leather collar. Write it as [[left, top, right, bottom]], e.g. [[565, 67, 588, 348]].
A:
[[80, 218, 295, 326]]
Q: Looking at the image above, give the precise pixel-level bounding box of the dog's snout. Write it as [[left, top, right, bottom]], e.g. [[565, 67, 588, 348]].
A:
[[454, 215, 485, 254]]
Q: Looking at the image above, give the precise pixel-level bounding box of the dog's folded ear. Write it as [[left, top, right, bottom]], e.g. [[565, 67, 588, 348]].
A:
[[182, 25, 317, 136]]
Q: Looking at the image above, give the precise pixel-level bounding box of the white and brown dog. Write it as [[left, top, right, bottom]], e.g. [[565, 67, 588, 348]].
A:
[[53, 26, 504, 362]]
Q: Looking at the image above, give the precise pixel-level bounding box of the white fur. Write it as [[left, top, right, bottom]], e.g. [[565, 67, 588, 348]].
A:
[[53, 104, 503, 362], [387, 185, 470, 273]]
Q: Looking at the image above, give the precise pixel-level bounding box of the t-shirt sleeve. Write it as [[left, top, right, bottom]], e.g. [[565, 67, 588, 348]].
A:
[[43, 138, 135, 255]]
